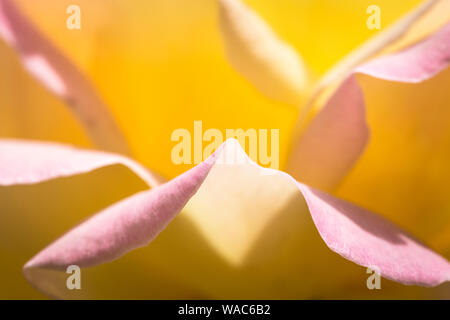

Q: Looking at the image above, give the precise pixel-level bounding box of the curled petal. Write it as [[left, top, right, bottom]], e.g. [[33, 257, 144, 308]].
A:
[[299, 183, 450, 287], [23, 151, 215, 299], [0, 0, 129, 154], [24, 140, 450, 298], [218, 0, 308, 106], [310, 0, 441, 101], [288, 22, 450, 190], [356, 23, 450, 82], [0, 139, 161, 187]]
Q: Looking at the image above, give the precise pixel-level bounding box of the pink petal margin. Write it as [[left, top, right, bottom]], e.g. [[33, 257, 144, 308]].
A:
[[288, 23, 450, 191], [22, 142, 219, 299], [298, 183, 450, 287], [0, 0, 129, 154], [21, 139, 450, 298], [0, 139, 161, 187], [356, 23, 450, 82], [23, 155, 215, 270], [287, 75, 369, 190]]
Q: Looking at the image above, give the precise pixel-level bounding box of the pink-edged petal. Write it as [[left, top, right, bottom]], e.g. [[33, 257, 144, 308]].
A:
[[287, 75, 369, 190], [310, 0, 440, 96], [356, 23, 450, 82], [288, 22, 450, 190], [24, 140, 450, 298], [218, 0, 309, 106], [0, 0, 129, 154], [0, 139, 161, 187], [298, 183, 450, 287], [23, 154, 215, 299]]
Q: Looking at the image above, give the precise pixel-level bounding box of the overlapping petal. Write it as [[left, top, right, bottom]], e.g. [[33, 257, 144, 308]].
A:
[[23, 149, 214, 299], [356, 23, 450, 82], [0, 0, 448, 300], [287, 22, 450, 191], [0, 139, 161, 187], [5, 0, 442, 180], [22, 140, 450, 299], [308, 0, 442, 101], [218, 0, 309, 106]]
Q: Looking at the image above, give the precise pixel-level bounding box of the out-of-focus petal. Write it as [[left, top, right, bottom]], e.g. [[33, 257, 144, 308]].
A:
[[7, 1, 440, 180], [286, 75, 369, 190], [299, 183, 450, 287], [0, 141, 161, 299], [3, 0, 299, 179], [25, 140, 450, 299], [287, 22, 450, 191], [310, 0, 440, 103], [218, 0, 309, 106], [0, 139, 161, 187], [0, 0, 129, 154]]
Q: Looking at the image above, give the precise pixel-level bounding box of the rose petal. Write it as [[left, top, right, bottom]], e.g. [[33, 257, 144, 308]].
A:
[[24, 140, 450, 298], [299, 183, 450, 287], [218, 0, 308, 106], [382, 0, 450, 55], [310, 0, 440, 102], [356, 23, 450, 82], [288, 22, 450, 190], [0, 139, 161, 187], [23, 151, 215, 299], [302, 23, 450, 244], [0, 0, 129, 154], [336, 60, 450, 253]]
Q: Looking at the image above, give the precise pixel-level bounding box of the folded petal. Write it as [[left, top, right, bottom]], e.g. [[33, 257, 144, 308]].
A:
[[218, 0, 309, 106], [0, 139, 161, 298], [0, 139, 161, 187], [335, 24, 450, 240], [287, 22, 450, 191], [309, 0, 444, 103], [0, 0, 129, 154], [7, 1, 445, 180], [218, 0, 444, 78], [23, 155, 214, 299], [336, 42, 450, 255], [299, 183, 450, 287], [25, 140, 450, 299], [0, 0, 299, 179], [356, 23, 450, 82]]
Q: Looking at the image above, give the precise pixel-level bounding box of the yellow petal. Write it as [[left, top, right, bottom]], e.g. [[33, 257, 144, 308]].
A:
[[3, 0, 447, 300], [218, 0, 309, 106], [42, 140, 447, 299], [295, 0, 446, 131], [287, 0, 449, 190], [0, 165, 149, 298], [307, 0, 440, 111], [240, 0, 426, 74], [5, 0, 298, 179], [383, 0, 450, 54]]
